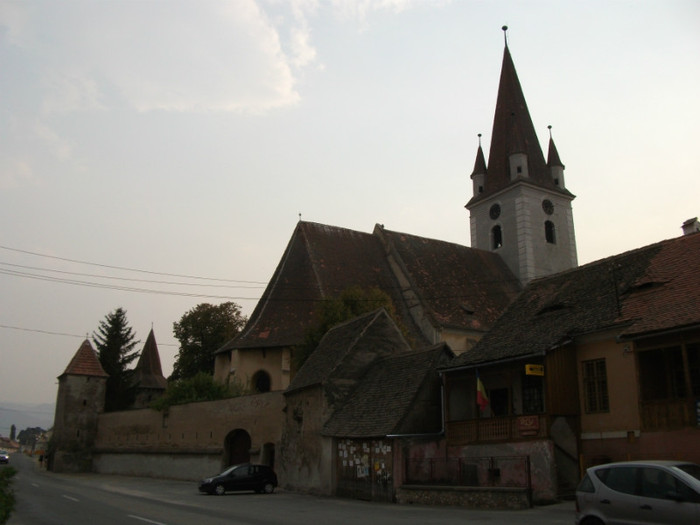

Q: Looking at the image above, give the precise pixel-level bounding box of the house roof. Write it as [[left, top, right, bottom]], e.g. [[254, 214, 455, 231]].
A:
[[219, 221, 519, 353], [446, 232, 700, 369], [467, 44, 572, 207], [60, 339, 108, 378], [322, 344, 452, 438], [132, 329, 168, 390], [287, 309, 412, 404]]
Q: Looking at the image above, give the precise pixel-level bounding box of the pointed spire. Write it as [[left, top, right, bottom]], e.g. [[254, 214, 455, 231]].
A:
[[546, 125, 564, 168], [133, 329, 167, 389], [61, 339, 108, 378], [486, 41, 548, 191], [471, 134, 487, 176]]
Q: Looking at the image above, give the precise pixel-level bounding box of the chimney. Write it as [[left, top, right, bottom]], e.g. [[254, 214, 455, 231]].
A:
[[682, 217, 700, 236]]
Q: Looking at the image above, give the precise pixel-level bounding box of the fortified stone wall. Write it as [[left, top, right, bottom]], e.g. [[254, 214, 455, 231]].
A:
[[93, 392, 285, 481]]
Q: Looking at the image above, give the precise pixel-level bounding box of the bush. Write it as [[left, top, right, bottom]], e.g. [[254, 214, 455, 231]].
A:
[[151, 372, 242, 411], [0, 467, 17, 524]]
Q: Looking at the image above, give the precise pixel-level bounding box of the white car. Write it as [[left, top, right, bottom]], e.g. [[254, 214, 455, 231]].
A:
[[575, 460, 700, 525]]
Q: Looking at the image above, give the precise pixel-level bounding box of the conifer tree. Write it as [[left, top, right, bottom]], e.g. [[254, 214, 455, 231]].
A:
[[92, 307, 140, 411]]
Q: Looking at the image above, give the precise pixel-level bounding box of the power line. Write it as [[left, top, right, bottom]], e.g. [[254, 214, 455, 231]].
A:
[[0, 323, 178, 347], [0, 261, 265, 289], [0, 244, 267, 284], [0, 268, 261, 300]]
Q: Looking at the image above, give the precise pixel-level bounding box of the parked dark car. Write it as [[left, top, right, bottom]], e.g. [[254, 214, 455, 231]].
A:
[[575, 460, 700, 525], [0, 450, 8, 464], [198, 463, 278, 495]]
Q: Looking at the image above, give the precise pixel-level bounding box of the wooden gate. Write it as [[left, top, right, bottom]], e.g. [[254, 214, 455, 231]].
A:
[[335, 438, 393, 502]]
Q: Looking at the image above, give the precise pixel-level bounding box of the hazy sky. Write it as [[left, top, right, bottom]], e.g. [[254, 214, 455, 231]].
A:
[[1, 1, 698, 422]]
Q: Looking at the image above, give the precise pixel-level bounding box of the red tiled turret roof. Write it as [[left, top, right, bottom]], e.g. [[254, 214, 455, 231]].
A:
[[60, 339, 108, 378]]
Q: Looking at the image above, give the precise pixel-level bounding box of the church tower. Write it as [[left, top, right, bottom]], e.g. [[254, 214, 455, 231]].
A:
[[466, 28, 577, 284]]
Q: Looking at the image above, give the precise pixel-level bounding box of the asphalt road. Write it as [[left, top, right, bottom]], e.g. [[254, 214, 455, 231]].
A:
[[5, 452, 576, 524]]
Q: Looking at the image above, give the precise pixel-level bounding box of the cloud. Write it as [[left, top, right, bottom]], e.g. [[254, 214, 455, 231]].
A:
[[1, 1, 311, 113]]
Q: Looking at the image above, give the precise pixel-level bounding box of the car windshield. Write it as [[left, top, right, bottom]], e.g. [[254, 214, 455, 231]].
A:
[[675, 464, 700, 482], [219, 465, 243, 477]]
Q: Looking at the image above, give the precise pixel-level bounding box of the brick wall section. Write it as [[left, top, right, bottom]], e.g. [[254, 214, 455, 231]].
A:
[[92, 392, 285, 480]]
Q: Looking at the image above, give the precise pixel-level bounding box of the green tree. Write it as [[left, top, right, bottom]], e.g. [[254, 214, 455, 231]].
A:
[[93, 307, 140, 412], [171, 302, 247, 381], [150, 372, 243, 411], [293, 286, 398, 371]]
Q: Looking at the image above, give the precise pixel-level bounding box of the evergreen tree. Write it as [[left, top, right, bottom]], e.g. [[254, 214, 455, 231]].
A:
[[92, 307, 140, 411], [171, 302, 247, 381]]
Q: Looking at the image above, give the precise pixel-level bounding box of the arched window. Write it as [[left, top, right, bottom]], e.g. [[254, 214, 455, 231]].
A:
[[545, 221, 556, 244], [492, 225, 503, 250], [252, 370, 271, 393]]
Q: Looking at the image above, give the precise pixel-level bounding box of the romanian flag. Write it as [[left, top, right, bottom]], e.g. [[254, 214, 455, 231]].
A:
[[476, 371, 489, 412]]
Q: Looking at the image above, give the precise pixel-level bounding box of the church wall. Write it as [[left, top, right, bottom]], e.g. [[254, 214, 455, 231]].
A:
[[440, 328, 481, 355], [92, 392, 285, 481], [216, 346, 292, 392], [279, 387, 335, 495], [469, 184, 576, 284]]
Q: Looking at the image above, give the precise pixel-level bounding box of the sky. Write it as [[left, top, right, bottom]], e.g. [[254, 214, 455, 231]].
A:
[[1, 0, 698, 429]]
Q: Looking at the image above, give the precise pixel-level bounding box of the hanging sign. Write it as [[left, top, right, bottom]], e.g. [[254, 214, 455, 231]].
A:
[[525, 364, 544, 376]]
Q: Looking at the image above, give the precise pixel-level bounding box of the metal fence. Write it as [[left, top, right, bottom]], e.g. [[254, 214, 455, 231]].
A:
[[404, 455, 531, 490]]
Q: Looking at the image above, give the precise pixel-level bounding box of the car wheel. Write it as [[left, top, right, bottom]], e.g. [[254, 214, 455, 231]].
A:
[[214, 484, 225, 496], [262, 482, 275, 494], [580, 518, 604, 525]]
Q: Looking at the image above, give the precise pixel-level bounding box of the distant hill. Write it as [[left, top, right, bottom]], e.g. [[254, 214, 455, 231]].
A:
[[0, 402, 54, 437]]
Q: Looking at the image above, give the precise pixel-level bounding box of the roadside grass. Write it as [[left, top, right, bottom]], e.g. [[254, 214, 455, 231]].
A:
[[0, 466, 17, 525]]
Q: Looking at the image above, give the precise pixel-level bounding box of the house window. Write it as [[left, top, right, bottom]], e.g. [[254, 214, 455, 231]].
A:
[[639, 344, 700, 401], [489, 388, 510, 416], [492, 225, 503, 250], [522, 374, 544, 414], [582, 359, 609, 413], [545, 221, 556, 244]]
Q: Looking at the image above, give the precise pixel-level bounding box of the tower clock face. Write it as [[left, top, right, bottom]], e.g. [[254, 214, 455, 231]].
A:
[[489, 204, 501, 220], [542, 200, 554, 215]]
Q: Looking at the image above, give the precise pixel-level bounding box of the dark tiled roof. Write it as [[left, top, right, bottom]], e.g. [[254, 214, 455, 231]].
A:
[[220, 222, 424, 352], [447, 233, 700, 369], [132, 329, 167, 390], [323, 344, 452, 438], [468, 46, 572, 207], [61, 340, 108, 378], [220, 221, 518, 353], [287, 309, 412, 406], [379, 227, 521, 330]]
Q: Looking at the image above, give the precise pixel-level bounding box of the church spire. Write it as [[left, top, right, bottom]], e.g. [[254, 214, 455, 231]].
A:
[[465, 28, 578, 284], [470, 134, 487, 196]]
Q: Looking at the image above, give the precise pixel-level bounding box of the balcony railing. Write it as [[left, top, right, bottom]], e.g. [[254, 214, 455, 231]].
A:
[[446, 414, 548, 445], [404, 455, 532, 491], [641, 399, 695, 431]]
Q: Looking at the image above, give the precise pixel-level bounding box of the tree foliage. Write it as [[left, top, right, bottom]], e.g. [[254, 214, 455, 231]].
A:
[[293, 286, 397, 371], [171, 302, 247, 381], [150, 372, 242, 411], [93, 307, 140, 412]]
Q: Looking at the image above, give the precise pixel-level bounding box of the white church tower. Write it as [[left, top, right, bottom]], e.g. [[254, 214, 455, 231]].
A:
[[466, 28, 578, 284]]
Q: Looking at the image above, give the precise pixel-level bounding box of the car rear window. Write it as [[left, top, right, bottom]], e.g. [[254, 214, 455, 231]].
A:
[[577, 474, 595, 493], [596, 466, 638, 495], [676, 464, 700, 482]]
